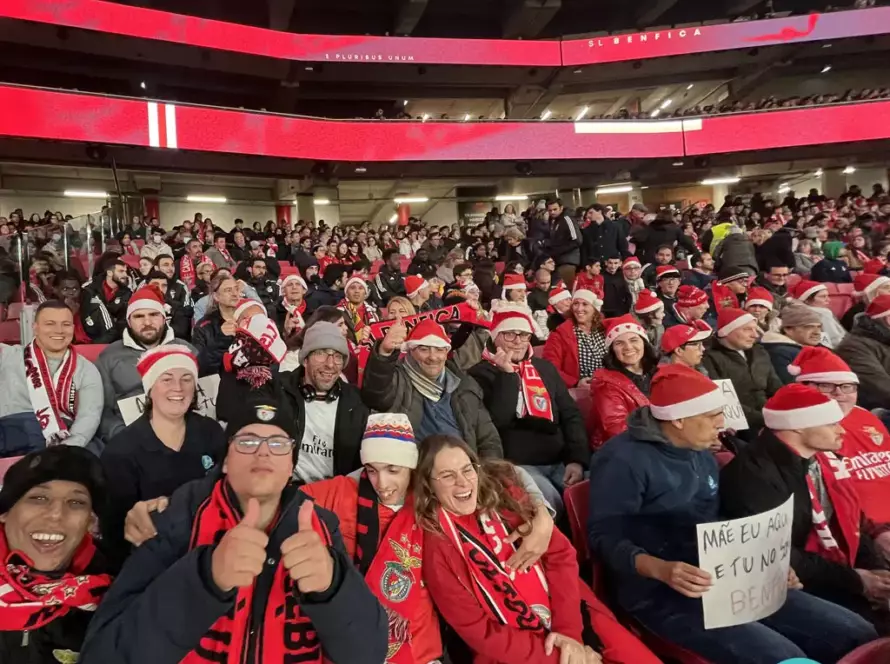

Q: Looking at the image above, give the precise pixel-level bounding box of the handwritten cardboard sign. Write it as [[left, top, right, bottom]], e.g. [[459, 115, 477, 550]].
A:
[[696, 495, 794, 629], [118, 374, 220, 426], [714, 379, 749, 431]]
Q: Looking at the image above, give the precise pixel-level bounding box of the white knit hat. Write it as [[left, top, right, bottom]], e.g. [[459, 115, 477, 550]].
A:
[[361, 413, 418, 469], [137, 345, 199, 394], [344, 276, 369, 293]]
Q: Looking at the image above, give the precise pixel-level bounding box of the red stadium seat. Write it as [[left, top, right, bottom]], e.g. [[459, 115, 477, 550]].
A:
[[822, 282, 840, 295], [0, 455, 23, 481], [6, 302, 23, 320], [74, 344, 108, 363], [279, 264, 298, 277], [835, 283, 856, 296], [0, 321, 21, 344], [714, 450, 735, 468], [494, 261, 505, 274], [838, 637, 890, 663], [564, 479, 590, 565], [828, 294, 854, 319], [120, 254, 141, 270], [786, 273, 802, 291]]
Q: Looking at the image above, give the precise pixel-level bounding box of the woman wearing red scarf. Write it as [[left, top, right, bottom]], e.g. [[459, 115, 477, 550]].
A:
[[417, 435, 659, 664], [0, 447, 111, 663], [338, 276, 379, 334]]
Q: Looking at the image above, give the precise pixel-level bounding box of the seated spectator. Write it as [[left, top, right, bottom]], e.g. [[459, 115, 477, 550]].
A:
[[0, 447, 111, 661], [0, 301, 103, 456], [192, 274, 242, 376], [837, 294, 890, 412], [80, 395, 388, 664], [205, 231, 236, 271], [642, 246, 675, 288], [404, 274, 433, 313], [81, 258, 131, 343], [683, 251, 716, 290], [663, 284, 712, 329], [138, 256, 154, 279], [276, 273, 308, 338], [745, 286, 778, 333], [53, 269, 92, 344], [709, 265, 750, 312], [190, 260, 215, 301], [372, 248, 405, 305], [191, 269, 261, 327], [574, 258, 604, 299], [633, 289, 665, 350], [154, 254, 193, 328], [588, 366, 877, 663], [653, 265, 681, 311], [810, 241, 853, 283], [499, 273, 527, 305], [661, 321, 712, 374], [543, 284, 572, 334], [176, 239, 212, 291], [789, 280, 846, 348], [601, 256, 631, 317], [755, 261, 792, 311], [622, 257, 645, 307], [442, 262, 476, 303], [795, 238, 817, 275], [762, 303, 824, 383], [382, 295, 415, 320], [703, 308, 782, 434], [140, 229, 172, 261], [589, 315, 658, 449], [362, 319, 502, 459], [721, 384, 890, 633], [101, 346, 225, 567], [306, 264, 347, 314], [542, 290, 606, 388], [239, 256, 279, 320], [337, 275, 378, 334], [469, 306, 586, 515], [842, 272, 890, 331], [418, 434, 658, 664]]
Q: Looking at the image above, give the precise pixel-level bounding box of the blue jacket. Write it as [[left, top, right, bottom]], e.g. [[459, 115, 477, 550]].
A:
[[809, 258, 852, 284], [587, 408, 720, 614]]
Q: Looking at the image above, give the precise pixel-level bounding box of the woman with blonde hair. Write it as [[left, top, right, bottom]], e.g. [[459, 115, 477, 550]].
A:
[[416, 434, 658, 664], [384, 295, 416, 320]]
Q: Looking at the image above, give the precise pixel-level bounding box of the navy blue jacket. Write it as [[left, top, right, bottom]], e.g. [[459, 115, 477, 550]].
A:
[[80, 471, 387, 664], [587, 408, 720, 614]]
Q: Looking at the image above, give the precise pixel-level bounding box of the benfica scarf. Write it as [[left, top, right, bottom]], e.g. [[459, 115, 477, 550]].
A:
[[355, 474, 422, 664], [217, 245, 234, 265], [23, 342, 78, 443], [710, 282, 739, 312], [180, 254, 211, 289], [359, 302, 487, 352], [223, 315, 287, 388], [0, 529, 110, 632], [337, 299, 379, 332], [283, 299, 307, 332], [183, 481, 329, 664], [482, 348, 553, 422], [439, 508, 551, 632], [803, 453, 860, 567]]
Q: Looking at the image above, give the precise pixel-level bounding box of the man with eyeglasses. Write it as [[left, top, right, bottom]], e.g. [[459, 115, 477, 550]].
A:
[[279, 321, 369, 483], [755, 260, 792, 311], [469, 305, 587, 515], [81, 394, 388, 664]]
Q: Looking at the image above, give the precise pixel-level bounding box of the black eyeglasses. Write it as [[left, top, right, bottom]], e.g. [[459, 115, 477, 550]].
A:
[[804, 382, 858, 395], [230, 435, 295, 456]]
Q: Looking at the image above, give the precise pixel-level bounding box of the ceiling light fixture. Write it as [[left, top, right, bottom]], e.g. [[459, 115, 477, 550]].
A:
[[463, 113, 471, 121], [595, 185, 634, 195], [650, 109, 660, 118], [814, 168, 823, 177], [574, 105, 590, 121], [686, 83, 694, 90], [139, 81, 146, 89], [313, 198, 331, 205], [495, 194, 529, 202], [540, 109, 552, 121], [305, 66, 314, 71], [389, 213, 398, 224], [673, 161, 684, 166], [421, 113, 429, 122], [843, 165, 856, 174], [394, 196, 429, 204], [64, 190, 108, 199], [701, 177, 741, 185], [403, 100, 408, 106], [186, 195, 227, 203], [355, 167, 367, 173], [660, 98, 673, 109], [821, 65, 832, 74]]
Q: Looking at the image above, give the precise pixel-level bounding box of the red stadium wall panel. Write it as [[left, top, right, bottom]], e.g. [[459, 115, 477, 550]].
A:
[[3, 0, 890, 67], [2, 86, 890, 161], [560, 8, 890, 65]]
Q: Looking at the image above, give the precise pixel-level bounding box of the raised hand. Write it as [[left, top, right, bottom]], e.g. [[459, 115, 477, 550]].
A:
[[211, 498, 269, 592], [124, 496, 169, 546], [379, 315, 408, 356], [280, 501, 334, 594], [492, 347, 515, 373]]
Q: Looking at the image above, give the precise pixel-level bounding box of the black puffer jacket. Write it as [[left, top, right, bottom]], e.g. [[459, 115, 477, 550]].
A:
[[837, 315, 890, 411], [630, 217, 696, 265], [191, 309, 235, 376]]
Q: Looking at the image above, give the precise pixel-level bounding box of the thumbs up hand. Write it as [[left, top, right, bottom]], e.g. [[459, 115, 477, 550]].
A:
[[211, 498, 270, 592], [280, 500, 334, 594], [379, 314, 408, 357]]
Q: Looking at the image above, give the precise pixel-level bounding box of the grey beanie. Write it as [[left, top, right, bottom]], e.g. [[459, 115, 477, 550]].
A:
[[780, 303, 822, 328], [299, 321, 350, 365]]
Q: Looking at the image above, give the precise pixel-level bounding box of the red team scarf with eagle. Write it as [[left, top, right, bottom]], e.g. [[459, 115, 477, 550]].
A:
[[23, 341, 78, 443], [481, 347, 553, 422]]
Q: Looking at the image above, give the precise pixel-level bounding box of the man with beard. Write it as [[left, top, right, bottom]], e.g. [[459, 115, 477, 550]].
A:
[[278, 322, 369, 483], [153, 255, 193, 338], [241, 256, 279, 319], [95, 284, 196, 440], [81, 258, 131, 343], [177, 239, 212, 291], [371, 248, 405, 306]]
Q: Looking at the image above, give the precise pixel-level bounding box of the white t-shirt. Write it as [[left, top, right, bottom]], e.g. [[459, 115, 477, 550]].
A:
[[294, 399, 337, 483]]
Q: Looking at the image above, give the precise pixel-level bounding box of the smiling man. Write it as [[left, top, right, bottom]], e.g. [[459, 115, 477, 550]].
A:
[[0, 446, 111, 663], [0, 301, 103, 456]]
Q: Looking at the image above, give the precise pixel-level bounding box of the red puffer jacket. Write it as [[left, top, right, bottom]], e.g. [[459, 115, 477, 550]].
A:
[[589, 368, 649, 450], [542, 320, 581, 387]]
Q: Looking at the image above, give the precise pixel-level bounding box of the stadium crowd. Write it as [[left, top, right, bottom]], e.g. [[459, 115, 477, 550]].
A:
[[1, 180, 890, 662]]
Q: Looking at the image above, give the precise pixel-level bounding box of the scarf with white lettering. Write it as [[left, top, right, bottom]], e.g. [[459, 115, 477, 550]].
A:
[[179, 254, 210, 290], [22, 341, 77, 442], [804, 453, 859, 567], [482, 347, 553, 422], [337, 299, 378, 332], [223, 314, 287, 388]]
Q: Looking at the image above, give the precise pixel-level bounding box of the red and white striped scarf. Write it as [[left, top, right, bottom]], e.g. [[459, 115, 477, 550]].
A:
[[22, 341, 78, 443], [482, 348, 553, 422], [803, 453, 858, 567]]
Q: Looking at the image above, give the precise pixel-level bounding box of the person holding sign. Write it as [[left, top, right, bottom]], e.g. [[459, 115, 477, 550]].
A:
[[721, 383, 890, 633], [80, 395, 388, 664], [587, 365, 875, 664], [101, 346, 226, 569]]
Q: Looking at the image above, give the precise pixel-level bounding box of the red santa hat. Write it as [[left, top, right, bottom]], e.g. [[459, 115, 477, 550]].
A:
[[280, 274, 307, 291], [716, 308, 755, 337], [676, 285, 708, 309], [863, 258, 885, 275], [501, 273, 528, 298], [137, 345, 199, 394], [655, 265, 680, 281], [622, 257, 641, 269], [763, 384, 844, 430], [234, 298, 265, 321], [490, 304, 535, 338], [745, 286, 774, 311], [790, 279, 827, 303], [603, 314, 647, 348], [405, 275, 428, 299], [854, 273, 890, 302], [649, 365, 726, 421], [405, 319, 451, 350], [634, 289, 664, 315], [572, 288, 602, 309], [661, 323, 712, 354], [127, 284, 167, 319], [344, 276, 369, 294], [787, 346, 858, 385], [866, 294, 890, 320], [548, 283, 571, 307]]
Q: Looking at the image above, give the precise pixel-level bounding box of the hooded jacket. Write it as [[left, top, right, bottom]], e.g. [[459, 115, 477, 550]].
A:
[[712, 231, 759, 277], [836, 315, 890, 411], [759, 331, 803, 385]]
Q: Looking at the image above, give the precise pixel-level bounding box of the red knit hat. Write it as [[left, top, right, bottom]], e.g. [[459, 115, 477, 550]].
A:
[[655, 265, 680, 281], [763, 384, 844, 430], [649, 365, 725, 421], [603, 314, 647, 348], [634, 289, 664, 315], [136, 345, 199, 394], [490, 304, 535, 338], [853, 273, 890, 302], [677, 285, 708, 309], [661, 323, 712, 354], [716, 308, 756, 337], [788, 346, 858, 385], [863, 258, 885, 275], [127, 284, 167, 319], [548, 284, 571, 307], [790, 279, 827, 303], [405, 319, 451, 349], [405, 275, 428, 299], [623, 257, 641, 269], [866, 294, 890, 320], [745, 286, 774, 311]]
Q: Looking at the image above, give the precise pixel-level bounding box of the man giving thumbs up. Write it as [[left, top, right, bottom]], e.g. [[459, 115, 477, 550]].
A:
[[281, 500, 335, 593]]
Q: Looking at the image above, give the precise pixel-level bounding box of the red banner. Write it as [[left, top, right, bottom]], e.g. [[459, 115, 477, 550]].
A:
[[361, 302, 487, 350]]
